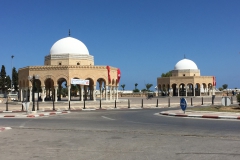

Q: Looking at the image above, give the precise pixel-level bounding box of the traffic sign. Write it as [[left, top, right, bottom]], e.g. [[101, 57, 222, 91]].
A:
[[180, 98, 187, 113], [221, 97, 231, 106]]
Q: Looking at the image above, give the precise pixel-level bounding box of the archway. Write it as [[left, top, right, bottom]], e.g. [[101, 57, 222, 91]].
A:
[[57, 78, 67, 101], [44, 78, 54, 101], [172, 84, 177, 96], [187, 83, 194, 96], [179, 83, 185, 96]]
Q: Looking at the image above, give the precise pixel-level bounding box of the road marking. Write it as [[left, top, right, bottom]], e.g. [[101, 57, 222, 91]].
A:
[[19, 122, 26, 127], [101, 116, 115, 120], [19, 119, 33, 127]]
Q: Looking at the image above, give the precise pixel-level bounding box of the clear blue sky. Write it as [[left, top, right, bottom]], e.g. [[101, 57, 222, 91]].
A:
[[0, 0, 240, 90]]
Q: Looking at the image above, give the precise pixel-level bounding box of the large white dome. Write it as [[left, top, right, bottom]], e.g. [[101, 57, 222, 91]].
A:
[[174, 58, 198, 70], [50, 37, 89, 55]]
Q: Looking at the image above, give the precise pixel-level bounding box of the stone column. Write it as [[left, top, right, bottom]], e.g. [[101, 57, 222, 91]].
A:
[[54, 86, 58, 102], [68, 85, 71, 101], [20, 88, 23, 102], [93, 85, 96, 101], [41, 86, 45, 102], [29, 86, 32, 102], [80, 85, 84, 101], [185, 86, 188, 97], [169, 88, 172, 97], [109, 86, 112, 100], [105, 86, 108, 101], [177, 88, 179, 97], [193, 85, 196, 97], [23, 87, 27, 101]]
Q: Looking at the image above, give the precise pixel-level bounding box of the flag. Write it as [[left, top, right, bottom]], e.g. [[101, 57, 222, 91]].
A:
[[213, 76, 216, 86], [106, 66, 111, 83], [117, 68, 121, 84]]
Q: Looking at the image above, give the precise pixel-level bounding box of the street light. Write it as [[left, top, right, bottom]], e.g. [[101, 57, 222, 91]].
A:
[[11, 55, 14, 94], [28, 75, 40, 111]]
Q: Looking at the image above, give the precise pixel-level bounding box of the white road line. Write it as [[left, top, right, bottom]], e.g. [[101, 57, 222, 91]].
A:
[[19, 119, 33, 127], [19, 122, 26, 127], [101, 116, 115, 120]]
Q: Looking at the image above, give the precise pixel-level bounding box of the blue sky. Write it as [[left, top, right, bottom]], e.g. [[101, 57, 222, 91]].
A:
[[0, 0, 240, 90]]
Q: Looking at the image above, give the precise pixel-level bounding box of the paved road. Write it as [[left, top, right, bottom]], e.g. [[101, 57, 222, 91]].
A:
[[0, 107, 240, 160]]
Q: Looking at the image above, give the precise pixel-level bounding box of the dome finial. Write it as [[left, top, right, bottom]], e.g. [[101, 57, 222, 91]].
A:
[[68, 29, 71, 36], [184, 54, 186, 59]]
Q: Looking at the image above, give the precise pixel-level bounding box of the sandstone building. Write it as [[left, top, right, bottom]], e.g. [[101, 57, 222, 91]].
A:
[[157, 58, 215, 96], [18, 35, 121, 102]]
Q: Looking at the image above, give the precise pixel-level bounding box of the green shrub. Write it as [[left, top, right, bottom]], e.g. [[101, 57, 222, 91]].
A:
[[133, 89, 140, 92], [237, 94, 240, 103]]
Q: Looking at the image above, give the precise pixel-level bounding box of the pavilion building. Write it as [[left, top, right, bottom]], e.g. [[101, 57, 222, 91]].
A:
[[18, 35, 121, 102], [157, 58, 215, 97]]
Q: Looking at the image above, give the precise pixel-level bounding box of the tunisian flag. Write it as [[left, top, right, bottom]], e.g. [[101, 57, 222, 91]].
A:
[[213, 76, 216, 86], [117, 68, 121, 84], [106, 66, 111, 83]]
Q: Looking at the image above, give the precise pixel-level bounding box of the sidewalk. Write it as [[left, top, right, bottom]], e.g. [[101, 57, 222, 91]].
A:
[[160, 109, 240, 120]]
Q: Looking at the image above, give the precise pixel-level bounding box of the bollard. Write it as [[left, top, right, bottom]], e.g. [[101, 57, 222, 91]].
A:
[[37, 100, 39, 110], [141, 99, 143, 108], [22, 101, 24, 111], [128, 99, 130, 108], [53, 100, 55, 111], [156, 99, 158, 107], [100, 100, 102, 109], [115, 100, 117, 108], [6, 98, 8, 111], [84, 100, 86, 109], [231, 96, 233, 104], [191, 98, 193, 106], [68, 101, 71, 110], [168, 98, 170, 107], [212, 95, 215, 105], [202, 97, 203, 105], [225, 97, 227, 106]]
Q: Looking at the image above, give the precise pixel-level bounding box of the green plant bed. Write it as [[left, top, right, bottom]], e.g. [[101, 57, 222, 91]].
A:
[[188, 105, 240, 112], [237, 94, 240, 104]]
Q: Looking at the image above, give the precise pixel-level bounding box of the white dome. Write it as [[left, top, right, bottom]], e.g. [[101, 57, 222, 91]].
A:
[[174, 58, 198, 70], [50, 37, 89, 55]]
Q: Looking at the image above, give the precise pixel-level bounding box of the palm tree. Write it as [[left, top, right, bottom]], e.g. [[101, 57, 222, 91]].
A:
[[222, 84, 228, 90], [134, 83, 138, 90], [145, 83, 153, 92], [121, 84, 125, 91]]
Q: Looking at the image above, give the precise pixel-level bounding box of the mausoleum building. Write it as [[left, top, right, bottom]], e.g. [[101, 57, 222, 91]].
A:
[[157, 58, 215, 97], [18, 35, 121, 102]]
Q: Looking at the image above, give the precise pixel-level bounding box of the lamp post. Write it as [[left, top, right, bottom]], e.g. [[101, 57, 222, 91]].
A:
[[28, 75, 39, 111], [11, 55, 14, 94]]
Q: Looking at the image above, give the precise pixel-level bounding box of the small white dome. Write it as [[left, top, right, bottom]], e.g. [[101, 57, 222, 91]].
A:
[[174, 58, 198, 70], [50, 37, 89, 55]]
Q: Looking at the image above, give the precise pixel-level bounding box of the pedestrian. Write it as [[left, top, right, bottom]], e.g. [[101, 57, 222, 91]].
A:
[[232, 90, 235, 96]]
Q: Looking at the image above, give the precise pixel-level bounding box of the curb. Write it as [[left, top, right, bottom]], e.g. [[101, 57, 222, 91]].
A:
[[0, 127, 12, 132], [159, 112, 240, 120], [0, 111, 71, 118]]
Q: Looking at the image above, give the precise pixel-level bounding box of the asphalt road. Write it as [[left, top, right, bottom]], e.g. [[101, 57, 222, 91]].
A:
[[0, 107, 240, 160]]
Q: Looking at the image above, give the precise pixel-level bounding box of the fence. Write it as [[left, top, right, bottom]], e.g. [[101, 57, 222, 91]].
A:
[[0, 96, 238, 112]]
